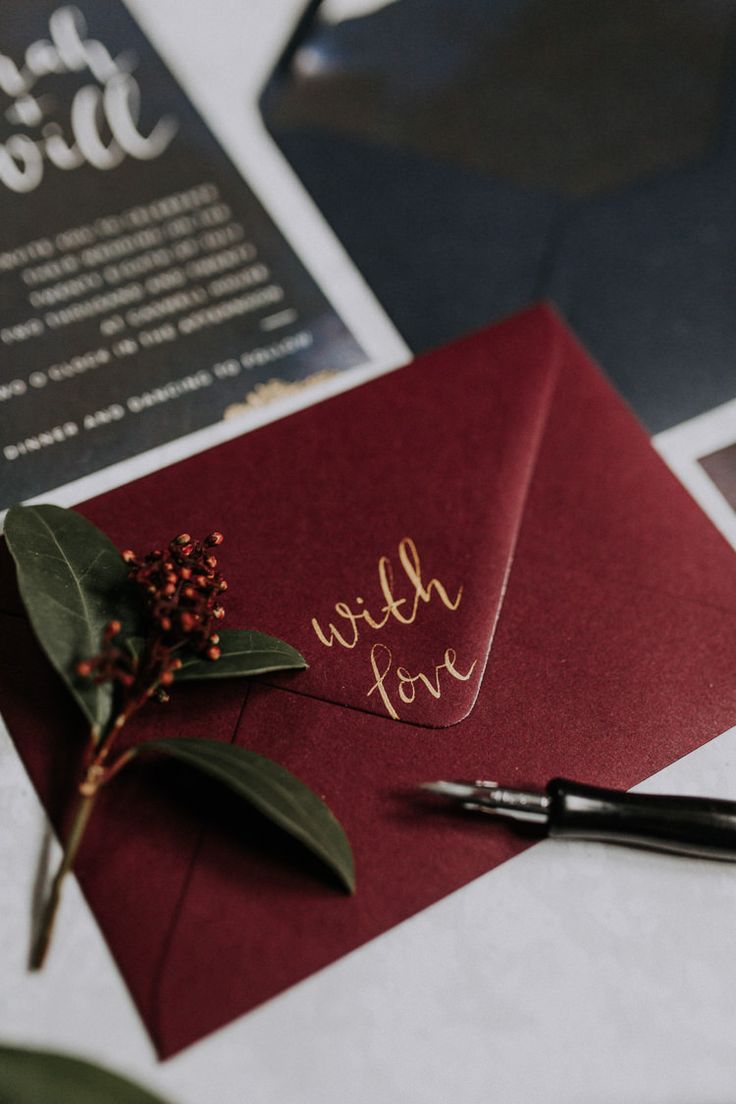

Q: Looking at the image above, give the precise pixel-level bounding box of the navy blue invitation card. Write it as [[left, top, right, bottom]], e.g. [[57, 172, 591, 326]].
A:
[[0, 2, 365, 508]]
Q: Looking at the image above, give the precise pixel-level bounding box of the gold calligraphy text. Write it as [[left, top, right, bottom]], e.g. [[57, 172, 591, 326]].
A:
[[311, 537, 462, 650], [367, 643, 477, 722], [310, 537, 476, 720]]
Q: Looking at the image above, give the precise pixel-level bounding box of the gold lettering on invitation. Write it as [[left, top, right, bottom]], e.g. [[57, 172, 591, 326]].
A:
[[367, 643, 477, 722], [311, 537, 462, 649], [311, 537, 476, 720]]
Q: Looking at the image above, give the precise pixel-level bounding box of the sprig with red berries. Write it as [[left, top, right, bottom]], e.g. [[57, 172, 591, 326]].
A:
[[73, 529, 232, 795], [81, 530, 228, 709], [4, 504, 355, 970]]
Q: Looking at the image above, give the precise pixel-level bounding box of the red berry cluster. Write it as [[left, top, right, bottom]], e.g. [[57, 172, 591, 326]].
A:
[[122, 531, 227, 660], [76, 532, 227, 705]]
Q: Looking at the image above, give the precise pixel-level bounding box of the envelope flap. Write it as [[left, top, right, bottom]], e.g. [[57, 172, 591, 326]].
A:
[[55, 307, 561, 728]]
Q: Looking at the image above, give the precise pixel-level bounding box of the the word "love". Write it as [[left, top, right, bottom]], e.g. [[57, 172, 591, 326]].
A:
[[367, 642, 477, 722]]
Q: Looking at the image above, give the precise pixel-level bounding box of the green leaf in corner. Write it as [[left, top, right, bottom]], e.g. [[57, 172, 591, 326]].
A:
[[4, 504, 141, 740], [0, 1045, 174, 1104], [136, 738, 355, 893], [175, 628, 307, 680]]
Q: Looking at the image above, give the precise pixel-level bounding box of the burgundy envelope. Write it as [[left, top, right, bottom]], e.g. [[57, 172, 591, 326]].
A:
[[2, 305, 736, 1058]]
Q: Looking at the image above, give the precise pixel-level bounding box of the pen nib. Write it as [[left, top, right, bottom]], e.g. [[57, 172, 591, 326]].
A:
[[419, 780, 497, 800], [419, 779, 550, 824]]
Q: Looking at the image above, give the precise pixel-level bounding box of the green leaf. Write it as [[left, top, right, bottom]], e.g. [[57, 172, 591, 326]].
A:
[[4, 504, 141, 739], [0, 1045, 173, 1104], [126, 629, 306, 680], [136, 738, 355, 893], [176, 629, 307, 680]]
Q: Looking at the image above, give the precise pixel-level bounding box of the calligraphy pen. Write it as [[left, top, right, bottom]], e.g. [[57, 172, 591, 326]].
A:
[[421, 778, 736, 860]]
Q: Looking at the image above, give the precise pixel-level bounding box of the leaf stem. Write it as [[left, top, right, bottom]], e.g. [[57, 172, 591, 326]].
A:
[[30, 786, 98, 971], [30, 705, 147, 971]]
